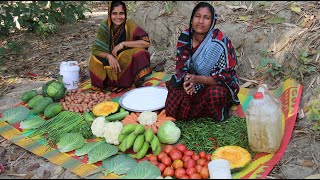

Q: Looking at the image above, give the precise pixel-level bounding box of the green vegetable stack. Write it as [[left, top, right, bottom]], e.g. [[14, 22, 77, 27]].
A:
[[118, 124, 161, 159]]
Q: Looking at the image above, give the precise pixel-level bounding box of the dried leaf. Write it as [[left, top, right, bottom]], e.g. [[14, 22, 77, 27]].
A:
[[240, 82, 252, 88], [225, 5, 247, 10], [239, 16, 249, 21], [26, 163, 40, 171], [290, 3, 301, 13], [290, 6, 301, 13], [267, 16, 286, 24]]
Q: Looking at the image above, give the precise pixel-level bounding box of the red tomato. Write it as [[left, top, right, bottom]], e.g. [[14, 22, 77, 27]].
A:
[[182, 155, 191, 162], [200, 166, 209, 179], [161, 156, 172, 167], [195, 164, 203, 173], [148, 154, 158, 162], [158, 152, 167, 161], [150, 160, 159, 166], [175, 167, 186, 179], [163, 145, 175, 155], [157, 163, 166, 173], [184, 159, 196, 169], [206, 154, 211, 161], [180, 175, 189, 179], [186, 167, 197, 176], [172, 159, 184, 170], [163, 167, 174, 177], [170, 150, 183, 161], [184, 150, 194, 156], [196, 158, 206, 166], [203, 161, 209, 167], [199, 151, 206, 159], [175, 143, 187, 153], [189, 173, 202, 179], [192, 154, 200, 161]]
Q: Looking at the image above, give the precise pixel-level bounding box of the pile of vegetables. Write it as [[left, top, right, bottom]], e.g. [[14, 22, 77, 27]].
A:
[[10, 76, 256, 179], [175, 116, 253, 155], [121, 109, 176, 134], [59, 89, 112, 113], [117, 124, 162, 159], [147, 143, 210, 179]]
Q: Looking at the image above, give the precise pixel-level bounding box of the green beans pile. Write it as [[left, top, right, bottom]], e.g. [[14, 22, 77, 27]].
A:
[[175, 116, 255, 156], [28, 111, 84, 147]]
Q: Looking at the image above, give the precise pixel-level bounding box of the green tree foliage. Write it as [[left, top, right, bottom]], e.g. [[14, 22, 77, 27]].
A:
[[0, 1, 92, 35]]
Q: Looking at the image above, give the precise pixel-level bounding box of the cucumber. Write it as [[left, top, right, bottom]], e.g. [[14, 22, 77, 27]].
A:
[[105, 111, 129, 122]]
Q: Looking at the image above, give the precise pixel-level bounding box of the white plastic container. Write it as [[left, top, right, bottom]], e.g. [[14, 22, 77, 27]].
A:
[[208, 159, 232, 179], [59, 61, 80, 91], [246, 84, 284, 153]]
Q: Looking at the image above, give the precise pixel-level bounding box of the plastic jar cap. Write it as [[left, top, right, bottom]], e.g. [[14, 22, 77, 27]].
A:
[[254, 92, 263, 99]]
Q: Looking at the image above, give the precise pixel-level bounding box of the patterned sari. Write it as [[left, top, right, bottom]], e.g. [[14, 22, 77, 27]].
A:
[[89, 5, 152, 90], [165, 20, 240, 121]]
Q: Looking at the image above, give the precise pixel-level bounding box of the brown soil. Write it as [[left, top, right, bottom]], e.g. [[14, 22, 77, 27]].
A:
[[0, 1, 319, 179]]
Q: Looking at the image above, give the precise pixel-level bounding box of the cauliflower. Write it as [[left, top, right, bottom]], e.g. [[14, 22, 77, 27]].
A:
[[103, 121, 123, 145], [91, 117, 106, 137], [91, 117, 123, 145], [138, 111, 157, 125]]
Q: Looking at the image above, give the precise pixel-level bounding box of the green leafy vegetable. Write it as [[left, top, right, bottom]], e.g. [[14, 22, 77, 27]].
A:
[[102, 154, 137, 176], [20, 115, 46, 129], [121, 161, 161, 179], [157, 121, 181, 144], [87, 142, 118, 164], [74, 141, 104, 156], [57, 133, 85, 153], [0, 106, 30, 124]]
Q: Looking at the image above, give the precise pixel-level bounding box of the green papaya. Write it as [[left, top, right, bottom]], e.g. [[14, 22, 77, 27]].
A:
[[21, 90, 38, 103], [27, 95, 44, 109], [44, 103, 63, 118], [31, 97, 54, 115]]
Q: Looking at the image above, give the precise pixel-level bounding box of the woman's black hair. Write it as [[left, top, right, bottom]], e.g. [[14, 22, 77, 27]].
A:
[[188, 2, 215, 47], [110, 1, 127, 18]]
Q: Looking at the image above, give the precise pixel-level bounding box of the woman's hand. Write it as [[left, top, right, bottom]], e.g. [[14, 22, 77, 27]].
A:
[[112, 43, 124, 57], [106, 55, 121, 73], [183, 73, 196, 95]]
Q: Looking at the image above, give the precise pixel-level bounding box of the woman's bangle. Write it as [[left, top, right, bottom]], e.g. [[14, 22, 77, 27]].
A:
[[120, 43, 124, 49], [203, 76, 207, 84]]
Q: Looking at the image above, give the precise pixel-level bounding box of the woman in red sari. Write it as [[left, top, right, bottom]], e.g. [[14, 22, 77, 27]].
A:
[[89, 1, 152, 92], [165, 2, 240, 121]]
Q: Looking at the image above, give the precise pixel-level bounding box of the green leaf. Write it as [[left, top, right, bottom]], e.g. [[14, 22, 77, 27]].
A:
[[74, 141, 104, 156], [290, 4, 301, 13], [57, 133, 85, 153], [102, 154, 137, 176], [259, 58, 274, 67], [166, 1, 174, 14], [0, 48, 6, 56], [267, 16, 285, 24], [87, 142, 118, 164], [306, 66, 317, 73], [0, 106, 30, 124], [121, 161, 161, 179], [20, 115, 46, 129]]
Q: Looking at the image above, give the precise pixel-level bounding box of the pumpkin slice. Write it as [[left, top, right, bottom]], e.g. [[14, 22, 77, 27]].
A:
[[92, 101, 119, 117], [211, 146, 251, 172]]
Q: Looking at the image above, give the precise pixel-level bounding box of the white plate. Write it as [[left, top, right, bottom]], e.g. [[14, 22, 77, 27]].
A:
[[119, 86, 168, 112]]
